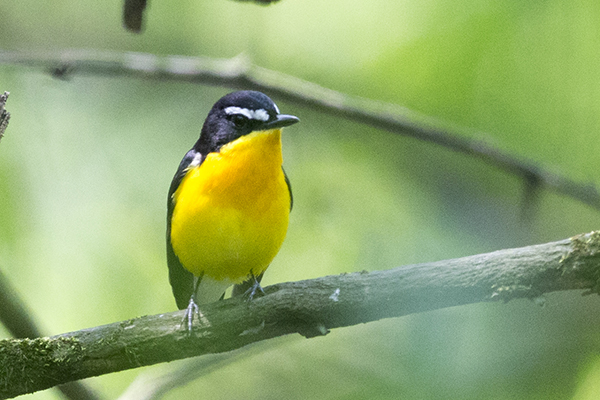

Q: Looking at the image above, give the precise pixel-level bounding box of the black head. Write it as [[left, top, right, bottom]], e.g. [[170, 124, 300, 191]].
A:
[[194, 91, 299, 154]]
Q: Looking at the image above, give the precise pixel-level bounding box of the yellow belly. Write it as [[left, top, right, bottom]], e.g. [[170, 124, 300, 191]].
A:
[[170, 129, 290, 283]]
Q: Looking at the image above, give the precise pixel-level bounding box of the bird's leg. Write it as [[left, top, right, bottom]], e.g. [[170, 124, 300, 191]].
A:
[[243, 272, 266, 302], [182, 296, 200, 332], [181, 275, 202, 331]]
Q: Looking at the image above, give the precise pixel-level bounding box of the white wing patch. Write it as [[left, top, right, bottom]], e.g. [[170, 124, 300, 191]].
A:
[[224, 106, 270, 122], [189, 152, 203, 168]]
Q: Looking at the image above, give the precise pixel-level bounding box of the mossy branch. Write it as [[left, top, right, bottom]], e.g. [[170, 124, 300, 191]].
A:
[[0, 269, 100, 400], [0, 49, 599, 212], [2, 231, 600, 398]]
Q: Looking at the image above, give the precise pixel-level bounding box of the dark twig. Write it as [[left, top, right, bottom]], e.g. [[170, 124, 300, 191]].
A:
[[231, 0, 282, 3], [0, 91, 9, 143], [123, 0, 147, 33], [121, 0, 281, 33], [0, 49, 597, 211], [0, 269, 43, 339], [2, 231, 600, 398]]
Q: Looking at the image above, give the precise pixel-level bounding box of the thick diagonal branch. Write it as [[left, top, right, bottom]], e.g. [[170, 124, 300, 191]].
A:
[[2, 231, 600, 399], [0, 49, 598, 210]]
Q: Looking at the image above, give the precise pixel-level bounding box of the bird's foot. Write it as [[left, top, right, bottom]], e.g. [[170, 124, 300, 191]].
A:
[[243, 278, 266, 302], [181, 296, 203, 332]]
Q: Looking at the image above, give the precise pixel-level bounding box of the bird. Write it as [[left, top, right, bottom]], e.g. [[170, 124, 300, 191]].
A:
[[166, 90, 299, 329]]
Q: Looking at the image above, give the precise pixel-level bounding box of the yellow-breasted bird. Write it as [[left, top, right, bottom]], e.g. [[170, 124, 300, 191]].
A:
[[166, 90, 299, 328]]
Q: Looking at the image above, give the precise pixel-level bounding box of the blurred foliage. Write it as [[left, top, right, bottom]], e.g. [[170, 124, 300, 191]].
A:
[[1, 0, 600, 399]]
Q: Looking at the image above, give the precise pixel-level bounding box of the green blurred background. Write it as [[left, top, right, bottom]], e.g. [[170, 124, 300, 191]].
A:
[[2, 0, 600, 399]]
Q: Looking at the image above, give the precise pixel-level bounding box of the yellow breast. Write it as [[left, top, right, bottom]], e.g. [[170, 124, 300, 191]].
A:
[[170, 129, 290, 282]]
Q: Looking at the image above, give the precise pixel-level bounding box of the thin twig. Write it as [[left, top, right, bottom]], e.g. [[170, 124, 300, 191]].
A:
[[231, 0, 282, 3], [1, 231, 600, 399], [0, 91, 10, 143], [0, 49, 598, 210], [121, 0, 281, 33], [123, 0, 147, 33]]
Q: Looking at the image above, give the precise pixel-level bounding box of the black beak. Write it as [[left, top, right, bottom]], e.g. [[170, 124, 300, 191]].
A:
[[263, 114, 300, 130]]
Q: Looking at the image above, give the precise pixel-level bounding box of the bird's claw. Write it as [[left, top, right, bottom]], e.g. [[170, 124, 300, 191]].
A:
[[243, 278, 265, 302], [181, 296, 201, 332]]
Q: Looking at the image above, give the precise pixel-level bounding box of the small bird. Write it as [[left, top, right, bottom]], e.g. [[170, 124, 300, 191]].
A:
[[166, 90, 299, 328]]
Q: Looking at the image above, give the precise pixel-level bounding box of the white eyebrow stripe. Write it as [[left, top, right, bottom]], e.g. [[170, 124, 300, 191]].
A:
[[224, 106, 270, 122]]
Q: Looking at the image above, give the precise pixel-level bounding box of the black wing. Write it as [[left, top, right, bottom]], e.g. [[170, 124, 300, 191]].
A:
[[283, 167, 293, 211], [166, 149, 204, 309]]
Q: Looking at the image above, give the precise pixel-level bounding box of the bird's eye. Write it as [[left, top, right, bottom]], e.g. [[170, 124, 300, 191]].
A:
[[229, 114, 248, 128]]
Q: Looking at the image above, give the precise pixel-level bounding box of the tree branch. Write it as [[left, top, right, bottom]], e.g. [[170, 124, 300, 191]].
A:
[[0, 91, 9, 143], [0, 49, 598, 211], [0, 268, 101, 400], [0, 269, 44, 340], [2, 231, 600, 398]]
